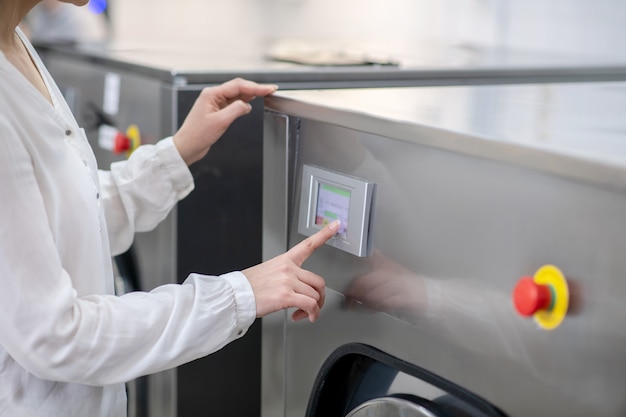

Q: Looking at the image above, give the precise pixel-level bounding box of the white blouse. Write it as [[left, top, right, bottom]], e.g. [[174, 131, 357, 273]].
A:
[[0, 29, 256, 417]]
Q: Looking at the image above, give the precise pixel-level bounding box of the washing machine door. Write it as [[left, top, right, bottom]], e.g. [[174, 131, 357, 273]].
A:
[[306, 344, 506, 417], [346, 396, 445, 417]]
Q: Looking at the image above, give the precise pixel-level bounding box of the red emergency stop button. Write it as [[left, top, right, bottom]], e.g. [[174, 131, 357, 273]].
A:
[[512, 265, 569, 330], [113, 132, 131, 154], [513, 276, 553, 316]]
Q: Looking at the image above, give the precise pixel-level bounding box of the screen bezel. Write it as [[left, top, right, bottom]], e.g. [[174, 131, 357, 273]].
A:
[[298, 164, 375, 257]]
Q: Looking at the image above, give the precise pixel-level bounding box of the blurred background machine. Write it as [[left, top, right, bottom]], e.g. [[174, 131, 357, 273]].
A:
[[36, 40, 626, 417], [262, 81, 626, 417]]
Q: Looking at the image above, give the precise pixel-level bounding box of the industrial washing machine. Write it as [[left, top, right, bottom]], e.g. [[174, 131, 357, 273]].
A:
[[262, 82, 626, 417], [35, 39, 626, 417]]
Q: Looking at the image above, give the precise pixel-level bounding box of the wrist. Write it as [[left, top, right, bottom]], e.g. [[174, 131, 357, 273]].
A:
[[173, 134, 205, 166]]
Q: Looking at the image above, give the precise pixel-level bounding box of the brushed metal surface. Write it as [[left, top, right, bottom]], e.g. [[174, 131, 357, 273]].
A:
[[266, 83, 626, 193], [261, 111, 291, 417], [36, 41, 626, 87], [263, 83, 626, 417]]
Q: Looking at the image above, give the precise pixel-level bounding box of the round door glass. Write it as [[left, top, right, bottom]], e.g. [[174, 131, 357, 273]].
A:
[[345, 397, 442, 417]]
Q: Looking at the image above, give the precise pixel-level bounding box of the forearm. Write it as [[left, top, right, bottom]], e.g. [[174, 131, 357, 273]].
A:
[[0, 271, 255, 386], [100, 137, 194, 255]]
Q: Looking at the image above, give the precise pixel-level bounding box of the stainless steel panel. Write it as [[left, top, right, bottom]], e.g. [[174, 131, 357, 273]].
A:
[[263, 83, 626, 417], [267, 84, 626, 192], [262, 111, 291, 417], [36, 40, 626, 86]]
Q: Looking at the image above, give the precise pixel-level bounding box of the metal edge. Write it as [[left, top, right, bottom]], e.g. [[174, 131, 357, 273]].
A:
[[264, 93, 626, 195], [262, 110, 291, 417]]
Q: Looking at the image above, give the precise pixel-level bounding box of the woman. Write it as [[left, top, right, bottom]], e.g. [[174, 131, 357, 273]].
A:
[[0, 0, 339, 416]]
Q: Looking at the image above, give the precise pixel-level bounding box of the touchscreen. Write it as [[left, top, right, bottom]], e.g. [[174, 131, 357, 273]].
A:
[[315, 183, 350, 239]]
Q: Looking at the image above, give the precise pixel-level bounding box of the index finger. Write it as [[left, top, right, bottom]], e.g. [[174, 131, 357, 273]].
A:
[[218, 78, 278, 101], [287, 220, 340, 266]]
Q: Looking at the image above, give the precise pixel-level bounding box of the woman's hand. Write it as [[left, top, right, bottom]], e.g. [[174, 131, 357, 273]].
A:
[[173, 78, 278, 166], [243, 220, 340, 323]]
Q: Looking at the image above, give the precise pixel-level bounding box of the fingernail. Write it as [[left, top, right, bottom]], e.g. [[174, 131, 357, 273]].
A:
[[329, 220, 340, 231]]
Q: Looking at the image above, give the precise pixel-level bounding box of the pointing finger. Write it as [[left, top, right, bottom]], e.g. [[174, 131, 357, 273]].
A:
[[287, 220, 340, 266]]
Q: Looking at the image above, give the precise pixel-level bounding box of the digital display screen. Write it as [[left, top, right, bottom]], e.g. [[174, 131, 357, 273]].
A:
[[315, 183, 350, 239]]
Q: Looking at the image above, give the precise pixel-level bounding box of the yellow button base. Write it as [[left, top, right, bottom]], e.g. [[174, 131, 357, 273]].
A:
[[125, 124, 141, 157], [532, 265, 569, 330]]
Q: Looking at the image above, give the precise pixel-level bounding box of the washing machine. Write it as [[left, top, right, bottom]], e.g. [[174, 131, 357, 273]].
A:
[[262, 82, 626, 417]]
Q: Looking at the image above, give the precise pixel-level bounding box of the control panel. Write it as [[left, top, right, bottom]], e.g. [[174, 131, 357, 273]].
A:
[[298, 165, 375, 257]]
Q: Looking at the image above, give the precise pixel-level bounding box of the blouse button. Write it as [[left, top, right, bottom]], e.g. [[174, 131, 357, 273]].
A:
[[65, 129, 72, 137]]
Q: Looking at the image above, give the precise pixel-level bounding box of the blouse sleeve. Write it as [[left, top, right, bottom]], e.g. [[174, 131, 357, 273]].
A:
[[99, 136, 194, 256], [0, 123, 256, 386]]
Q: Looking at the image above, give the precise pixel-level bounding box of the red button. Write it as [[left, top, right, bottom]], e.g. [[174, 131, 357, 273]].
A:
[[513, 276, 552, 317], [113, 132, 131, 154]]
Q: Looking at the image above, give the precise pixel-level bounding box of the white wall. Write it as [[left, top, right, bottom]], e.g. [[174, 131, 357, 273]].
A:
[[110, 0, 442, 49], [501, 0, 626, 58], [110, 0, 261, 47], [437, 0, 626, 59], [109, 0, 626, 59]]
